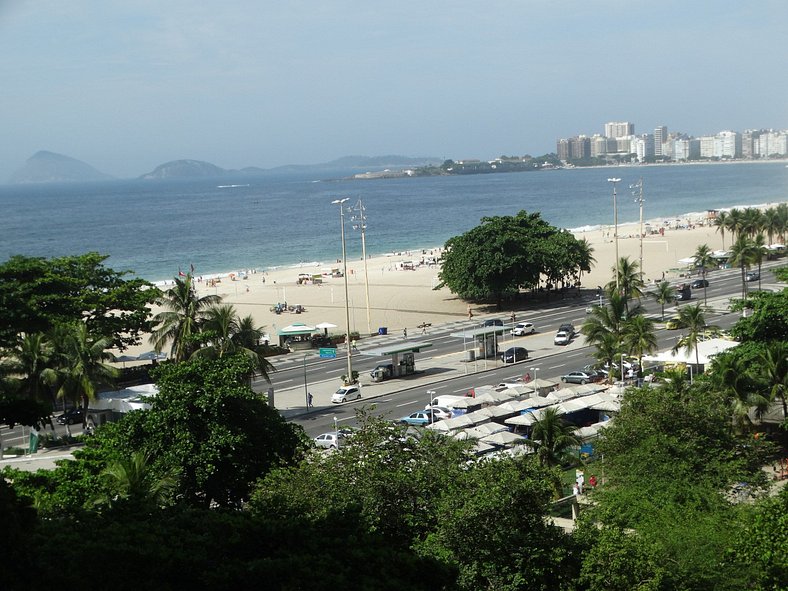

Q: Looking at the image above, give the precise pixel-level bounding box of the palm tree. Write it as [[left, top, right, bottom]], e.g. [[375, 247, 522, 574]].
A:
[[751, 233, 768, 291], [693, 243, 716, 306], [50, 323, 119, 422], [95, 452, 177, 509], [755, 341, 788, 420], [740, 207, 763, 238], [775, 203, 788, 244], [2, 332, 56, 403], [193, 304, 274, 382], [729, 235, 756, 299], [725, 208, 744, 242], [573, 238, 596, 282], [608, 256, 644, 314], [591, 331, 622, 380], [713, 210, 729, 250], [622, 315, 657, 378], [761, 207, 780, 246], [671, 303, 714, 371], [650, 281, 676, 320], [530, 407, 581, 497], [708, 353, 768, 433], [149, 274, 222, 362]]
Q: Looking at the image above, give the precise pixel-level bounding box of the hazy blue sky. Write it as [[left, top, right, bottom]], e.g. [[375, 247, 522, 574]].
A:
[[2, 1, 787, 178]]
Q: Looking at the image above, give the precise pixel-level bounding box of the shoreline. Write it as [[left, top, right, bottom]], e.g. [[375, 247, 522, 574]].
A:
[[149, 200, 784, 288]]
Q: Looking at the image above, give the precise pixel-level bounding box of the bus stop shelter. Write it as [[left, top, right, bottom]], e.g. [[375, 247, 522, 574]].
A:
[[449, 326, 508, 361], [360, 341, 433, 379]]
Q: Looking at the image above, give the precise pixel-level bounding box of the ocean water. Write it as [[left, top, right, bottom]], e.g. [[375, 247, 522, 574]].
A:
[[1, 162, 786, 283]]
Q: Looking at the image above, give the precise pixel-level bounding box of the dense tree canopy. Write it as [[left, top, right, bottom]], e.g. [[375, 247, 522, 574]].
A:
[[437, 211, 593, 305], [0, 253, 158, 350]]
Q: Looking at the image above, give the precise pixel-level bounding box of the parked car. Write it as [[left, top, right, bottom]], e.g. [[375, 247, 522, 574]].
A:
[[331, 384, 362, 403], [501, 346, 529, 363], [511, 322, 535, 336], [483, 318, 504, 327], [560, 371, 599, 384], [554, 331, 571, 345], [583, 364, 609, 379], [56, 407, 84, 425], [559, 323, 576, 336], [745, 271, 760, 282], [399, 410, 441, 426], [665, 318, 683, 330], [425, 405, 453, 420], [370, 363, 393, 380], [690, 278, 709, 288], [314, 432, 344, 449]]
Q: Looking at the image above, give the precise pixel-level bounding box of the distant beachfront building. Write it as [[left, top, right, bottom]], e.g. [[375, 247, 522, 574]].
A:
[[570, 136, 591, 160], [654, 126, 668, 157], [557, 138, 571, 161], [590, 134, 612, 157], [714, 131, 742, 159], [632, 134, 655, 162], [674, 138, 700, 161], [605, 121, 634, 138], [699, 135, 715, 158], [756, 130, 788, 158]]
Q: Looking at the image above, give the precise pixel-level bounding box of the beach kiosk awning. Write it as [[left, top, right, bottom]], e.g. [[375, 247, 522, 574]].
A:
[[277, 323, 319, 336], [642, 338, 738, 366]]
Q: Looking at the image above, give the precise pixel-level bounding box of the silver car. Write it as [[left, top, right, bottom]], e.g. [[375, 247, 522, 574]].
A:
[[331, 385, 362, 403], [314, 432, 344, 449]]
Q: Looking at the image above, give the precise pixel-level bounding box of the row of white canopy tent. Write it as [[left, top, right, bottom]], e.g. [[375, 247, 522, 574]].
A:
[[426, 381, 620, 455]]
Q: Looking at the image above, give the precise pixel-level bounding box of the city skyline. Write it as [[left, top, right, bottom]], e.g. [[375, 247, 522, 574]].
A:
[[1, 1, 787, 180]]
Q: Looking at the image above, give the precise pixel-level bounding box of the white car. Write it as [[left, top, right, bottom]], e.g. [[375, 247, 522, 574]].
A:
[[554, 331, 571, 346], [331, 385, 362, 403], [511, 322, 535, 336], [314, 432, 344, 449], [424, 405, 453, 420]]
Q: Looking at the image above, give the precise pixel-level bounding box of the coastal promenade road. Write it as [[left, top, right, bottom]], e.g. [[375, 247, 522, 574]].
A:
[[269, 263, 781, 437]]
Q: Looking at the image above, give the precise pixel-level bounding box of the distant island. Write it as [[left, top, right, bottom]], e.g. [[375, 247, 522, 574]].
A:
[[8, 151, 115, 184], [350, 154, 562, 180]]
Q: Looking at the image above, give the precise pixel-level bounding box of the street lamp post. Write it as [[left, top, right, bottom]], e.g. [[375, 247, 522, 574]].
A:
[[529, 366, 539, 395], [427, 390, 436, 424], [351, 199, 372, 336], [332, 198, 354, 385], [333, 416, 338, 433], [608, 178, 621, 293], [631, 178, 645, 281]]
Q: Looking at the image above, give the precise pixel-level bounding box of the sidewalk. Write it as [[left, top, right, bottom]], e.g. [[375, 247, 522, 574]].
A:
[[0, 445, 80, 472]]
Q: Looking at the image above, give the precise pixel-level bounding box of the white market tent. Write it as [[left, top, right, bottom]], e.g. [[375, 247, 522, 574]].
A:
[[642, 338, 739, 366]]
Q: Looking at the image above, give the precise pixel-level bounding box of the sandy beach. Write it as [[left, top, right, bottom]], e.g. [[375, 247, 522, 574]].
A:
[[118, 202, 784, 358]]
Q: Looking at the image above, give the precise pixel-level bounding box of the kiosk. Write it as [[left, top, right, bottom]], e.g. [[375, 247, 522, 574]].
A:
[[360, 341, 433, 380]]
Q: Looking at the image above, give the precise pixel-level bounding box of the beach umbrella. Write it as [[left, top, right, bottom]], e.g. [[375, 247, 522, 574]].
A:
[[315, 322, 337, 335]]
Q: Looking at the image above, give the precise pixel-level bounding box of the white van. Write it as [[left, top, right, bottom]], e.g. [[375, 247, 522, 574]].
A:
[[426, 395, 467, 410]]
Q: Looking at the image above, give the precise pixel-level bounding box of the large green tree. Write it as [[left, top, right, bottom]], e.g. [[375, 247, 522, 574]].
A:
[[438, 210, 593, 307], [0, 253, 158, 350]]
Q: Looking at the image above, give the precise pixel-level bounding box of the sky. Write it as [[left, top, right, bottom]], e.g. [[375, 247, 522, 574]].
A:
[[2, 0, 787, 179]]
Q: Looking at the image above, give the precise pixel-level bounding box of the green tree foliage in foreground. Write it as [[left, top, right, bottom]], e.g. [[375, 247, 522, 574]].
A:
[[576, 383, 773, 591], [437, 210, 593, 306], [0, 253, 159, 350]]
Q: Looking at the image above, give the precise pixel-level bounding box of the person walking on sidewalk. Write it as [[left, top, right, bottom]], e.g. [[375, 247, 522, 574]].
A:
[[308, 392, 314, 408]]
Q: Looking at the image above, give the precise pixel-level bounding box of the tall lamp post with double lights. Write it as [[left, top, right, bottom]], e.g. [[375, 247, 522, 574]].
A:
[[608, 178, 622, 293], [631, 177, 645, 281], [332, 198, 354, 385], [351, 199, 372, 336]]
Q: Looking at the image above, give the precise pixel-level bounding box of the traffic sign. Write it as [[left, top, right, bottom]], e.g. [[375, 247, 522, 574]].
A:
[[319, 348, 337, 358]]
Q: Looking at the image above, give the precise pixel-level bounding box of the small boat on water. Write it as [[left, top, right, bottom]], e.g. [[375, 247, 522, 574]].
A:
[[217, 184, 250, 188]]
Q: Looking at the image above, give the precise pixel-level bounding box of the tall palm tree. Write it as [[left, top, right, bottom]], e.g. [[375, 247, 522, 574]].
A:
[[608, 256, 644, 314], [573, 237, 596, 282], [50, 323, 119, 421], [149, 274, 222, 362], [591, 331, 622, 380], [671, 303, 714, 370], [650, 280, 676, 320], [775, 203, 788, 244], [761, 207, 780, 246], [622, 315, 657, 377], [194, 304, 274, 382], [725, 208, 744, 242], [751, 233, 768, 291], [530, 407, 581, 497], [693, 243, 716, 306], [713, 210, 729, 250], [728, 235, 756, 299], [740, 207, 763, 238]]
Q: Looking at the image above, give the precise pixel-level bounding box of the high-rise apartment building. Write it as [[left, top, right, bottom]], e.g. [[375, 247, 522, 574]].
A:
[[557, 138, 571, 161], [570, 136, 591, 160], [604, 121, 634, 138], [714, 131, 742, 159], [654, 126, 667, 157]]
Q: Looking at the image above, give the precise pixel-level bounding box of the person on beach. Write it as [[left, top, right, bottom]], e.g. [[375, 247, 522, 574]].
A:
[[467, 305, 473, 320]]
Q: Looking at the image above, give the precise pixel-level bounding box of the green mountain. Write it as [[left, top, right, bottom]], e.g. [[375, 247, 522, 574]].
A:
[[139, 159, 227, 179], [8, 151, 114, 184]]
